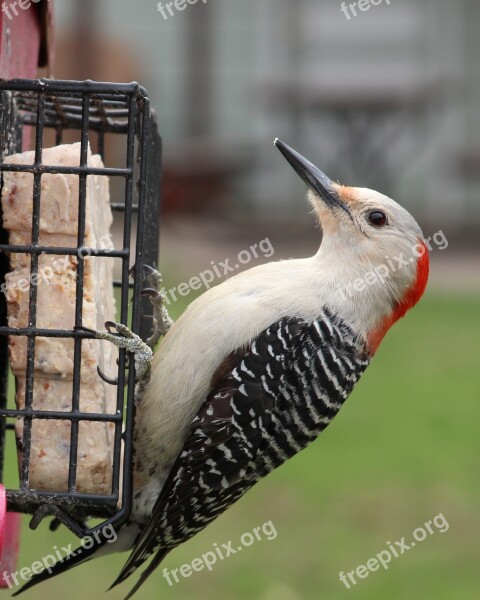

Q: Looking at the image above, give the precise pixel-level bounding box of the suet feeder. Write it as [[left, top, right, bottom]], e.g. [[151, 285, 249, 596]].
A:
[[0, 78, 162, 548]]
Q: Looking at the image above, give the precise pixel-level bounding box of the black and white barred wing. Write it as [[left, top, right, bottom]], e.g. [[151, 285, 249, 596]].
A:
[[116, 312, 369, 595]]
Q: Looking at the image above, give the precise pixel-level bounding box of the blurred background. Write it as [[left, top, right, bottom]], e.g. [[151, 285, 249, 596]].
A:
[[3, 1, 480, 599], [51, 0, 480, 295]]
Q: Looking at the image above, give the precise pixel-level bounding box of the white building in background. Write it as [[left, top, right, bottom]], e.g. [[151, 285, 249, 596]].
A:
[[55, 0, 478, 232]]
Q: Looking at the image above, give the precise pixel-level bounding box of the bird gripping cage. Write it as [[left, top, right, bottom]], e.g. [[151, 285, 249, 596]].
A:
[[0, 78, 162, 539]]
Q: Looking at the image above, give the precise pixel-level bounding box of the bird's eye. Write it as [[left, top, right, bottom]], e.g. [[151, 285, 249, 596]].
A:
[[367, 210, 388, 227]]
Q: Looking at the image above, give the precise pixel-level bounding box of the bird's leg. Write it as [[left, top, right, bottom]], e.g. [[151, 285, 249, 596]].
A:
[[137, 265, 174, 349], [78, 267, 172, 386]]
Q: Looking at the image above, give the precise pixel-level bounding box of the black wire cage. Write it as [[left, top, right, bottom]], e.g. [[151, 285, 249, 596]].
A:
[[0, 78, 162, 539]]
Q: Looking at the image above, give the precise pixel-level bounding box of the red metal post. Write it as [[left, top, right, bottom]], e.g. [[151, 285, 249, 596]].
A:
[[0, 0, 53, 588]]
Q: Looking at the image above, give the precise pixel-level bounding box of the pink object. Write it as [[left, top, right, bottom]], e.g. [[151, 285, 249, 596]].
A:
[[0, 2, 52, 589], [0, 1, 53, 590], [0, 485, 21, 588], [0, 1, 53, 79], [0, 486, 5, 559]]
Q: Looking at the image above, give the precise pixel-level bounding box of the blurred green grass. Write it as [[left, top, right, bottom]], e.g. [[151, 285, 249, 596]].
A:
[[4, 291, 480, 600]]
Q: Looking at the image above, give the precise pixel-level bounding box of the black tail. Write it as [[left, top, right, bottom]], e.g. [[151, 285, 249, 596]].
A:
[[121, 548, 170, 600], [12, 536, 108, 596]]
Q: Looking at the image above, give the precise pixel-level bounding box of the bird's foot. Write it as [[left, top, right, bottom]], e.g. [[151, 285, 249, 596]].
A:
[[133, 265, 174, 349], [77, 322, 153, 384]]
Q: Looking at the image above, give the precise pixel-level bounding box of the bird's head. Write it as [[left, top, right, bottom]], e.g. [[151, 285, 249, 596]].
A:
[[275, 139, 429, 353]]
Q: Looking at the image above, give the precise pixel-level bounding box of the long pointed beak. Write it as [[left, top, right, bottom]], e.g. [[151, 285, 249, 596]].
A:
[[274, 139, 351, 216]]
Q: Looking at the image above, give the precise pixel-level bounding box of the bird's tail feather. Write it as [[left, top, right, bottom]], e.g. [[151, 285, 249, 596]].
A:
[[122, 548, 170, 600]]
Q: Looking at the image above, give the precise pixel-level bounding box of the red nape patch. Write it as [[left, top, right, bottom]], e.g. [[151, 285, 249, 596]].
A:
[[367, 241, 430, 354]]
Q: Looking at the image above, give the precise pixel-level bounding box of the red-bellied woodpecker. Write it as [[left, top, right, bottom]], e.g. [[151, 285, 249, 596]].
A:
[[16, 139, 429, 599]]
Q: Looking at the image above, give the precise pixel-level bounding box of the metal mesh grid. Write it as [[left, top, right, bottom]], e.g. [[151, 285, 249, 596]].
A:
[[0, 79, 161, 537]]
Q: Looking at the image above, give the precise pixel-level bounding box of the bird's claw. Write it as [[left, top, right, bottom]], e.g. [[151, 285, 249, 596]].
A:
[[129, 264, 174, 348], [85, 321, 153, 384], [104, 321, 121, 334], [97, 365, 120, 387], [140, 288, 158, 299]]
